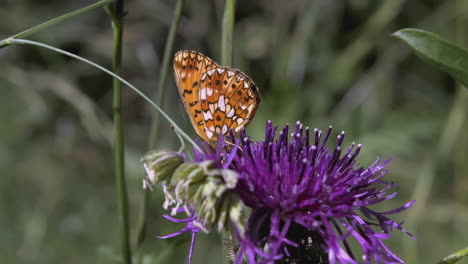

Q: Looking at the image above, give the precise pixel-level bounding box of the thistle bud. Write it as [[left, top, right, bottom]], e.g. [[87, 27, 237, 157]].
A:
[[162, 160, 245, 233], [141, 150, 184, 189]]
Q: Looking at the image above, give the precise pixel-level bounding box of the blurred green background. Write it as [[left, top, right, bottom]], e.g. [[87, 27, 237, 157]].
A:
[[1, 0, 467, 263]]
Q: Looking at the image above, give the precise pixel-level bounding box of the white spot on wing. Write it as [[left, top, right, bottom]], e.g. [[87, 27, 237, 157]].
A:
[[205, 127, 214, 139], [216, 68, 224, 74], [207, 69, 215, 76], [207, 88, 213, 96], [237, 117, 244, 125], [222, 124, 228, 134], [209, 103, 215, 113], [218, 95, 226, 112], [239, 103, 247, 110], [200, 88, 207, 100], [227, 71, 234, 77], [227, 108, 235, 118], [209, 126, 215, 132], [203, 111, 213, 120], [244, 82, 249, 88]]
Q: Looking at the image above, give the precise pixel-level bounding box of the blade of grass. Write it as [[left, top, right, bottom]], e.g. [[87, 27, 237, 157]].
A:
[[0, 0, 114, 48], [8, 39, 202, 151], [148, 0, 185, 150], [136, 0, 185, 255]]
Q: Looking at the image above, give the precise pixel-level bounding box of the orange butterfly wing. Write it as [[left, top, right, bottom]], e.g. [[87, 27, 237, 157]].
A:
[[199, 67, 260, 143], [174, 50, 260, 146], [173, 50, 219, 143]]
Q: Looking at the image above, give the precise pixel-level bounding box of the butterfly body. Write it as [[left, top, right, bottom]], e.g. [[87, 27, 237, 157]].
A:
[[173, 50, 260, 146]]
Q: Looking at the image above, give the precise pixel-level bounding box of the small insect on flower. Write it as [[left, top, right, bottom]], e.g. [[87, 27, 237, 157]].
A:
[[173, 50, 260, 147]]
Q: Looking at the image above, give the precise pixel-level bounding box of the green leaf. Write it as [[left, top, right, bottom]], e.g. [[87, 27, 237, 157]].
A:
[[392, 28, 468, 88], [437, 247, 468, 264]]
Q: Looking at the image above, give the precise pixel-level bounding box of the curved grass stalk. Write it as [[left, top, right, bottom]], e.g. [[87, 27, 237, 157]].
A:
[[7, 38, 202, 153], [136, 0, 185, 253], [0, 0, 114, 48]]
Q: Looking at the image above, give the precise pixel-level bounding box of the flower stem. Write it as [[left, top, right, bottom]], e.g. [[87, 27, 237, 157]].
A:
[[107, 0, 132, 263], [136, 0, 185, 252], [220, 1, 237, 262], [221, 0, 236, 66], [0, 0, 114, 48]]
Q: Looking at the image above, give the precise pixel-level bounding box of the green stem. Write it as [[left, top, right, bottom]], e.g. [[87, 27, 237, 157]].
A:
[[0, 0, 114, 48], [221, 0, 236, 66], [136, 0, 185, 251], [108, 0, 132, 263], [148, 0, 185, 149], [8, 39, 201, 152], [220, 1, 237, 262]]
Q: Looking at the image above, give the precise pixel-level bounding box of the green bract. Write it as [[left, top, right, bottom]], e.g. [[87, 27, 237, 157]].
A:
[[142, 152, 245, 233], [141, 150, 184, 188], [168, 161, 243, 232]]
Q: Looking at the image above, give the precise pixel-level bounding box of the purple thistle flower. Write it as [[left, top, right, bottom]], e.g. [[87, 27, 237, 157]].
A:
[[194, 121, 415, 264]]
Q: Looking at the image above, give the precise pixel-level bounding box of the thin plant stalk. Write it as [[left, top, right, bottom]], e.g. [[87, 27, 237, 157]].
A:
[[136, 0, 185, 253], [107, 0, 132, 263], [0, 0, 114, 48], [148, 0, 185, 149], [221, 0, 236, 66], [220, 1, 236, 262]]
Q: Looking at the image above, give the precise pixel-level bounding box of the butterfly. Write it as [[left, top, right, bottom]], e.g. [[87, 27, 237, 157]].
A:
[[173, 50, 260, 146]]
